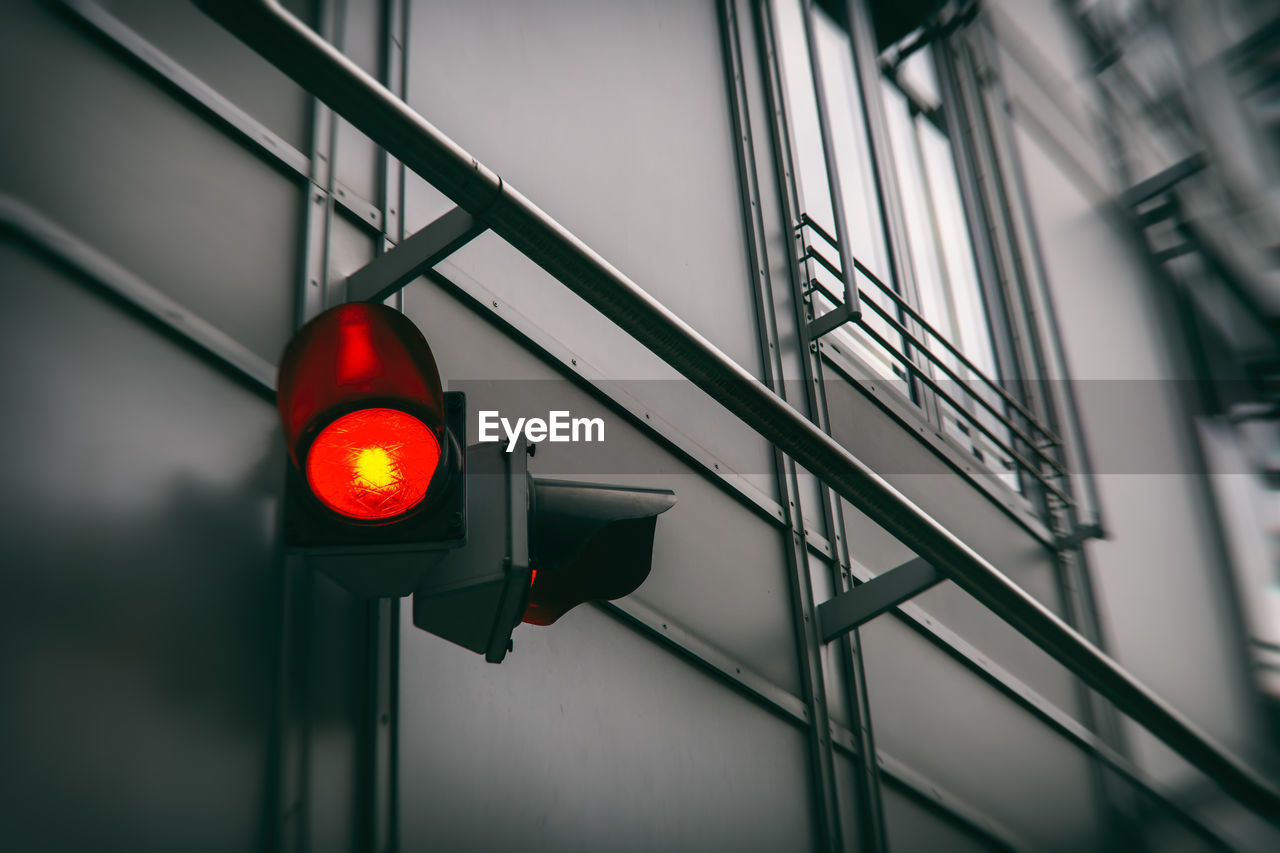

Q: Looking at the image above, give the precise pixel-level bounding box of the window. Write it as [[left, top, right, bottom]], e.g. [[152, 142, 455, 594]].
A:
[[881, 43, 1019, 490], [774, 0, 905, 383], [770, 0, 1070, 513]]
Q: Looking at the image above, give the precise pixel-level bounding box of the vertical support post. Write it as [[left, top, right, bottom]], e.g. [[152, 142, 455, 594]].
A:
[[273, 1, 344, 848], [366, 3, 410, 851], [720, 2, 843, 848], [749, 1, 889, 849], [378, 0, 408, 311], [282, 2, 394, 851]]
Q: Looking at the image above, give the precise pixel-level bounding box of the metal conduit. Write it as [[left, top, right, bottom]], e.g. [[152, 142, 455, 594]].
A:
[[196, 0, 1280, 824]]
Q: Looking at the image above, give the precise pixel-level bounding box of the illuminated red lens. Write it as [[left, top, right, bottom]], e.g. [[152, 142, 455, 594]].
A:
[[305, 408, 441, 520]]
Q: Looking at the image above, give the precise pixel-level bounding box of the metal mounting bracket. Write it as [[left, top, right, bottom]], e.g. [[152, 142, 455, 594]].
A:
[[345, 205, 488, 304], [817, 557, 942, 642], [1053, 521, 1106, 552], [806, 303, 859, 342]]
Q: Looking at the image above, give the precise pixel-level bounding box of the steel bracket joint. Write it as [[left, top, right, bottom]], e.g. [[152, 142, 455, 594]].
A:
[[345, 205, 487, 304], [818, 557, 942, 642], [807, 303, 860, 342]]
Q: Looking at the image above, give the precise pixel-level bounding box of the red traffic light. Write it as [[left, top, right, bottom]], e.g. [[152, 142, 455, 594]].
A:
[[277, 303, 448, 521], [306, 407, 441, 520]]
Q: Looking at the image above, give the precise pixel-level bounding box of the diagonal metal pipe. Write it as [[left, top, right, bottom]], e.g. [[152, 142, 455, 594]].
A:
[[195, 0, 1280, 823]]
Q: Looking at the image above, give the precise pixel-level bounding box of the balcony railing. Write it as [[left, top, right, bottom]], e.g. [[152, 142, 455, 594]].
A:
[[796, 212, 1077, 516]]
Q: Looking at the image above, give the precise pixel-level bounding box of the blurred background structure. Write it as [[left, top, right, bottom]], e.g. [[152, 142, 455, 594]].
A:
[[1070, 0, 1280, 704], [3, 0, 1280, 849]]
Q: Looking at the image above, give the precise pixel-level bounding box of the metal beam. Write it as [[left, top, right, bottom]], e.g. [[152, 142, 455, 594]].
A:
[[345, 206, 485, 304], [818, 557, 942, 642], [0, 195, 276, 395], [1118, 152, 1207, 210], [194, 0, 1280, 823]]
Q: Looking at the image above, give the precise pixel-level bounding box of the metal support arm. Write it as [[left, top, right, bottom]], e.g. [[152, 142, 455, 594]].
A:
[[807, 303, 858, 342], [346, 206, 486, 304], [818, 558, 942, 642], [195, 0, 1280, 823]]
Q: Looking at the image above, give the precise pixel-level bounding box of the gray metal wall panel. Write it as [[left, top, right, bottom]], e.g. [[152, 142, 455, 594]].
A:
[[401, 277, 802, 695], [403, 167, 456, 235], [433, 238, 780, 502], [0, 0, 299, 365], [983, 0, 1108, 195], [299, 571, 371, 853], [334, 119, 383, 208], [403, 0, 781, 493], [326, 209, 377, 304], [398, 600, 816, 853], [333, 0, 386, 204], [880, 785, 993, 853], [860, 614, 1105, 852], [97, 0, 314, 150], [0, 244, 280, 852], [404, 0, 761, 374]]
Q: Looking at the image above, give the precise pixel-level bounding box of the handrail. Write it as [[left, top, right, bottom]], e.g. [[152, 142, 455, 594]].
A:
[[194, 0, 1280, 824]]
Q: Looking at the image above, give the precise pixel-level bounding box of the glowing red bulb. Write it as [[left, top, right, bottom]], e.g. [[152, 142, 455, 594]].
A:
[[305, 408, 441, 520]]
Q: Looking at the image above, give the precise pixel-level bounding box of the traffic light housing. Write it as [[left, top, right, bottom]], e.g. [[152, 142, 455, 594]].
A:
[[276, 302, 676, 659], [277, 302, 467, 596], [413, 438, 675, 662]]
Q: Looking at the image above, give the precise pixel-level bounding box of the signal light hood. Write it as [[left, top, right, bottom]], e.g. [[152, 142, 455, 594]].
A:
[[524, 479, 677, 625], [276, 302, 446, 470]]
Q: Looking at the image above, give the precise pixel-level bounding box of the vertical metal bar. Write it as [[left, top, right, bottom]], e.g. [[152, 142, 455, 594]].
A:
[[274, 554, 312, 853], [818, 9, 923, 845], [369, 2, 406, 850], [280, 2, 340, 850], [719, 3, 843, 848], [378, 0, 407, 311], [754, 2, 889, 849], [362, 596, 396, 853], [957, 28, 1054, 434], [305, 0, 341, 314], [798, 0, 861, 320], [274, 0, 342, 846]]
